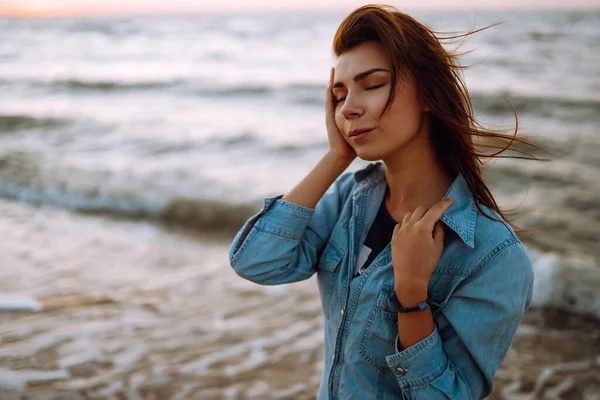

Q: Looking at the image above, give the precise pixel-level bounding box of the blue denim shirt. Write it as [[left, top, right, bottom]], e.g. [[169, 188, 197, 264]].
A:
[[229, 162, 534, 400]]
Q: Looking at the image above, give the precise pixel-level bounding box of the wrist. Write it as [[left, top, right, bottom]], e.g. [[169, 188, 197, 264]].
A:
[[326, 150, 355, 167], [395, 281, 428, 307]]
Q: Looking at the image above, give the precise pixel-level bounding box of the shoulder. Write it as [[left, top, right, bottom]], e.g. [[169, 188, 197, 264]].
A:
[[470, 205, 533, 282], [441, 204, 532, 281], [325, 162, 377, 203]]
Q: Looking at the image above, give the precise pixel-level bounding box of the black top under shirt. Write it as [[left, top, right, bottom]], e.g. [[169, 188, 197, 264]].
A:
[[354, 195, 398, 276]]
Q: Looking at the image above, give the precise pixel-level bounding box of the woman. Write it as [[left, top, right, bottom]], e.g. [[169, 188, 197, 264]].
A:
[[229, 5, 539, 399]]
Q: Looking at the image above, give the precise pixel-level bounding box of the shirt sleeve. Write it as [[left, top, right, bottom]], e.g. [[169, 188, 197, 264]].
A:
[[385, 239, 534, 400], [229, 172, 354, 285]]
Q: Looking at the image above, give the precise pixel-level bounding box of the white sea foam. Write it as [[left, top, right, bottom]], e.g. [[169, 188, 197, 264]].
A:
[[528, 248, 600, 318], [0, 294, 42, 311]]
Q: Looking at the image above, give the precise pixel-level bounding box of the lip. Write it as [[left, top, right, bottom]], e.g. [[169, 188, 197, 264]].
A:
[[348, 128, 374, 138]]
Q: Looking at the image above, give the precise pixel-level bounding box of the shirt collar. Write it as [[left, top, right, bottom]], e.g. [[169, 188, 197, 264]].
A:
[[354, 162, 477, 249]]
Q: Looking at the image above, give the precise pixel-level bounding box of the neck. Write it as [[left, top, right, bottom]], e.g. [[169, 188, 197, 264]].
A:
[[382, 129, 454, 219]]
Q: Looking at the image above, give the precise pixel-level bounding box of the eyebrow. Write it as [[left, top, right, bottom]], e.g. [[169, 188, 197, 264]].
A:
[[332, 68, 390, 89]]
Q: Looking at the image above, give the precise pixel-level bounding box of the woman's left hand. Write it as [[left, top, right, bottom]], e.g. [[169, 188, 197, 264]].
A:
[[391, 198, 454, 306]]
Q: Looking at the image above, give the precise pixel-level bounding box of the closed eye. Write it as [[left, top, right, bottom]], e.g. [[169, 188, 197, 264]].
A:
[[335, 84, 386, 104], [366, 84, 385, 91]]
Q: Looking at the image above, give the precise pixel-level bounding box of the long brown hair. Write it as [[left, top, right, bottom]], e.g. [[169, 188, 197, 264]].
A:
[[333, 5, 552, 233]]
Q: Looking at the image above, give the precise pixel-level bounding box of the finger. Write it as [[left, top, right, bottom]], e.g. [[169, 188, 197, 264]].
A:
[[433, 221, 445, 249], [392, 223, 401, 238], [402, 211, 412, 226], [410, 206, 427, 222], [422, 198, 454, 229], [326, 68, 335, 107]]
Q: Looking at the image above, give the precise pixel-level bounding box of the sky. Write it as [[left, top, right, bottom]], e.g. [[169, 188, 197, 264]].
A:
[[1, 0, 599, 17]]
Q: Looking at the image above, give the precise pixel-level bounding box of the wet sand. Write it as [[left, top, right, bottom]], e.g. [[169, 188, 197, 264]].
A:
[[0, 288, 598, 399]]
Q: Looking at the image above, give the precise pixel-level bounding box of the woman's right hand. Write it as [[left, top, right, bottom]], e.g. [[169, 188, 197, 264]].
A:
[[326, 67, 357, 162]]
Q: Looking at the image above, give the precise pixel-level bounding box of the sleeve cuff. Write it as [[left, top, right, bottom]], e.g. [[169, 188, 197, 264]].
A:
[[255, 195, 315, 240], [386, 328, 448, 389]]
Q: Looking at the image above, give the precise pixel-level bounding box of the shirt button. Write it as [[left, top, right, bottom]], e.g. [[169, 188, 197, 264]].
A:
[[340, 308, 344, 316], [396, 367, 407, 375]]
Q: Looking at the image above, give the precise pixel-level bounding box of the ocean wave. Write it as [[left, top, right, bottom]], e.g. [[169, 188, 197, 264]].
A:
[[529, 249, 600, 320], [162, 197, 258, 231], [58, 79, 180, 91], [2, 75, 321, 97], [470, 92, 600, 116], [0, 77, 184, 93], [529, 31, 567, 42], [0, 152, 258, 233], [6, 77, 273, 96], [0, 114, 70, 132], [193, 82, 330, 99], [0, 178, 258, 233], [195, 85, 272, 97]]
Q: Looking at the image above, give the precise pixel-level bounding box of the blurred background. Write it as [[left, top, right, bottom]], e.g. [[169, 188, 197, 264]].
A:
[[0, 0, 599, 399]]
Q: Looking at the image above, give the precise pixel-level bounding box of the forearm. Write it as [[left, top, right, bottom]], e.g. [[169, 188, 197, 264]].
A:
[[282, 151, 353, 209], [397, 307, 435, 350]]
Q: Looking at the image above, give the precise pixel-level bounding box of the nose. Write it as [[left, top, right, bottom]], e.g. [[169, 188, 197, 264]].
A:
[[341, 93, 364, 120]]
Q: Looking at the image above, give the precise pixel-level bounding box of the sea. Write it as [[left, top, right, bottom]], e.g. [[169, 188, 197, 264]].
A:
[[0, 8, 599, 399]]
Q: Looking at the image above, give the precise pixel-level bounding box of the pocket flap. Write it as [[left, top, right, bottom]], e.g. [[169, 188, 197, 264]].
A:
[[376, 284, 401, 314]]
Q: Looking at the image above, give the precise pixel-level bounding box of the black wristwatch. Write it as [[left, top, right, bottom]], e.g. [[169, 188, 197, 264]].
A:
[[397, 301, 429, 314]]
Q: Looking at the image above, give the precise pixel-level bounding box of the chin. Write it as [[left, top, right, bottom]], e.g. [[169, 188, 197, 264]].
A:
[[355, 148, 384, 162]]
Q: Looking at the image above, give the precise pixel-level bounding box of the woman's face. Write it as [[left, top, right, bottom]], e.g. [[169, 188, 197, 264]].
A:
[[332, 42, 428, 161]]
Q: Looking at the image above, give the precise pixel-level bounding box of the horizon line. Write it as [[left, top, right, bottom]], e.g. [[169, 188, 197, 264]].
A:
[[1, 3, 599, 19]]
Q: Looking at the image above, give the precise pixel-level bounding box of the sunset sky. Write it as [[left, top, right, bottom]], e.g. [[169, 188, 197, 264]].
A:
[[1, 0, 599, 17]]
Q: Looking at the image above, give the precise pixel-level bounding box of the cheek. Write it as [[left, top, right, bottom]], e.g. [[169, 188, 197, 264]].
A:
[[368, 91, 392, 121], [384, 98, 422, 129]]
